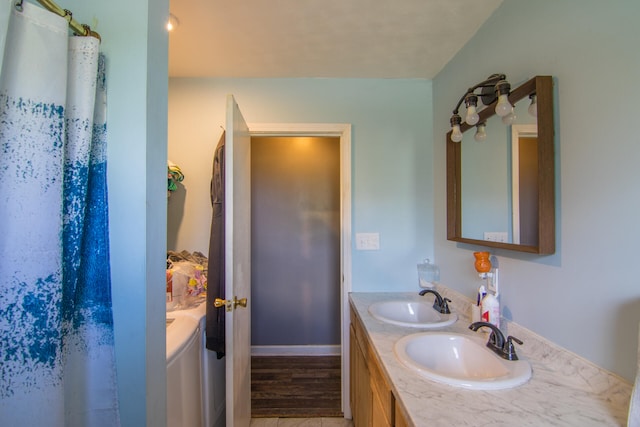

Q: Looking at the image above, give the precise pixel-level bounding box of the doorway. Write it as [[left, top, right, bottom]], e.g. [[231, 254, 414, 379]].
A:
[[250, 136, 340, 417], [248, 124, 352, 418], [510, 124, 538, 246], [251, 136, 341, 350]]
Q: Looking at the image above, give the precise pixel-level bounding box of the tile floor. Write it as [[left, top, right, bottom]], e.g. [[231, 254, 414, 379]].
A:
[[250, 418, 353, 427]]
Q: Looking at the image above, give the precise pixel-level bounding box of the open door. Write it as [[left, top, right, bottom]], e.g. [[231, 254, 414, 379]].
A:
[[224, 95, 252, 426]]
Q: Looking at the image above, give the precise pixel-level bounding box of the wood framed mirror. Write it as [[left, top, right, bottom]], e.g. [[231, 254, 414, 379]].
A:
[[446, 75, 555, 254]]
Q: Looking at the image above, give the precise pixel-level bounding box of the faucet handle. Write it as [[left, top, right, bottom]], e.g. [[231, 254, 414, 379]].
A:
[[439, 297, 452, 314], [488, 331, 499, 347], [432, 296, 451, 314], [502, 336, 523, 361], [419, 289, 452, 314]]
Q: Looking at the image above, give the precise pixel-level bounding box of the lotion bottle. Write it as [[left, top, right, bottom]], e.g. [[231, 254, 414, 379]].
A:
[[481, 269, 500, 327], [481, 291, 500, 328]]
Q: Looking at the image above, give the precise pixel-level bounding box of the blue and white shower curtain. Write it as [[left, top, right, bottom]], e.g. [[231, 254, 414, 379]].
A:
[[0, 1, 120, 426]]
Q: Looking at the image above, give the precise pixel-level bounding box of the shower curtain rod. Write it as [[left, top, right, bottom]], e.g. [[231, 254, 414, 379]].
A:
[[30, 0, 101, 41]]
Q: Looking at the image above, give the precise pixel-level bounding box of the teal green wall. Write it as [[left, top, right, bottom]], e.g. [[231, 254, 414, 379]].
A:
[[168, 78, 435, 292], [433, 0, 640, 381]]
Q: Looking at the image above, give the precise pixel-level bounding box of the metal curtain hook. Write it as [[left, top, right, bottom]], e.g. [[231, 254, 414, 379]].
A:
[[15, 0, 24, 12]]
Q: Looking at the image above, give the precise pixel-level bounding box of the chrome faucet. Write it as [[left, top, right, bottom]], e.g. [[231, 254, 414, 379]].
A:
[[469, 321, 523, 361], [418, 289, 451, 314]]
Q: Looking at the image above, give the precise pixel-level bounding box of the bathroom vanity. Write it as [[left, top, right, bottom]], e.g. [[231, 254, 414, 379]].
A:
[[349, 289, 631, 426], [350, 302, 410, 427]]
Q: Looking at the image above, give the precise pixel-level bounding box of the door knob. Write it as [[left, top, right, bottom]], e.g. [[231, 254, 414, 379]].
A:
[[214, 296, 248, 312], [234, 297, 247, 308]]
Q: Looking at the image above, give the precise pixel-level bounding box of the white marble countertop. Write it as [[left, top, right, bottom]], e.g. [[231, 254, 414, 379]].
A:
[[349, 288, 632, 426]]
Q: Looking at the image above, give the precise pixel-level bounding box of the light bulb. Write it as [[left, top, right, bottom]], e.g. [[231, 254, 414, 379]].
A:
[[528, 94, 537, 117], [465, 105, 480, 126], [502, 111, 517, 125], [464, 94, 480, 126], [495, 94, 512, 117], [450, 114, 463, 143], [166, 14, 179, 32], [451, 124, 463, 143], [474, 124, 487, 142]]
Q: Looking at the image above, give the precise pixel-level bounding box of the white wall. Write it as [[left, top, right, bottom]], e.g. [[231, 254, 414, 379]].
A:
[[168, 78, 435, 292], [61, 1, 169, 425], [433, 0, 640, 381]]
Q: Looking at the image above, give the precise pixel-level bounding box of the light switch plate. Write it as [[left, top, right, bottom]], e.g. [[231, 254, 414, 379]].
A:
[[356, 232, 380, 250]]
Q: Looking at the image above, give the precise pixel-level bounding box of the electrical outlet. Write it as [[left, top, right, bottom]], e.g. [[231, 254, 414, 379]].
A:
[[355, 232, 380, 250], [484, 232, 508, 243]]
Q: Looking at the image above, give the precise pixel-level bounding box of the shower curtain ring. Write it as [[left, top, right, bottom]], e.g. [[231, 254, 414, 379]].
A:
[[15, 0, 24, 12], [63, 9, 73, 23]]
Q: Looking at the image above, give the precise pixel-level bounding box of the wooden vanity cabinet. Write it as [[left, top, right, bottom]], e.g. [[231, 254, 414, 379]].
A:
[[350, 306, 410, 427]]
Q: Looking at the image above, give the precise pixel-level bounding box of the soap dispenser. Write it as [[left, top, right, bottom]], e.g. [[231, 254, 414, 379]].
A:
[[417, 258, 439, 288]]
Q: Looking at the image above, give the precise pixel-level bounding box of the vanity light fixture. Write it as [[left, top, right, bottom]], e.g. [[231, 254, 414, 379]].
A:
[[449, 73, 515, 143]]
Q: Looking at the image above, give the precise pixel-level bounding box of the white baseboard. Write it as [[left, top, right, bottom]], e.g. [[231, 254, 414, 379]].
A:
[[251, 345, 341, 356]]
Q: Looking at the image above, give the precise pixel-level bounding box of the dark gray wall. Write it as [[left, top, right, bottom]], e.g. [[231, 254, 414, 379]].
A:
[[251, 136, 341, 346]]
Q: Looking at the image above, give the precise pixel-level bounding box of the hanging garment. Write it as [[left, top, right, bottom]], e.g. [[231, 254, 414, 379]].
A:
[[206, 132, 226, 358], [0, 2, 119, 426]]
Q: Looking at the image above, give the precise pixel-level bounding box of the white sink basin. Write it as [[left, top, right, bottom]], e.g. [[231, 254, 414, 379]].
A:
[[368, 300, 457, 328], [394, 332, 531, 390]]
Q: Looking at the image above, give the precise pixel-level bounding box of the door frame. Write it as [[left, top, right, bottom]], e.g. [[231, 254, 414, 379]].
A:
[[247, 123, 352, 418]]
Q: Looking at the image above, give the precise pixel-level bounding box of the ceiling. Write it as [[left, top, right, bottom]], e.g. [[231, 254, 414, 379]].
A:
[[168, 0, 503, 79]]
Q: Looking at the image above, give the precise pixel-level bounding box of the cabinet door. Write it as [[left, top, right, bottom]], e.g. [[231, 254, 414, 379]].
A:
[[395, 400, 410, 427], [372, 389, 392, 427], [350, 325, 372, 427], [349, 325, 357, 418], [370, 354, 393, 426]]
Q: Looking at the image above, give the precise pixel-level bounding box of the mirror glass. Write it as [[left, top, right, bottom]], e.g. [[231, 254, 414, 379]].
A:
[[447, 76, 555, 254], [460, 99, 536, 243]]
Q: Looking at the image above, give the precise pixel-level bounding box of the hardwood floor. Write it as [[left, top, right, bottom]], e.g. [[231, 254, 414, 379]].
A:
[[251, 355, 343, 418], [250, 418, 352, 426]]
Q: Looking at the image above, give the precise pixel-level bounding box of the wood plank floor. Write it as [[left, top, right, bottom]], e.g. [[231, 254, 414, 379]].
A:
[[251, 356, 343, 418]]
